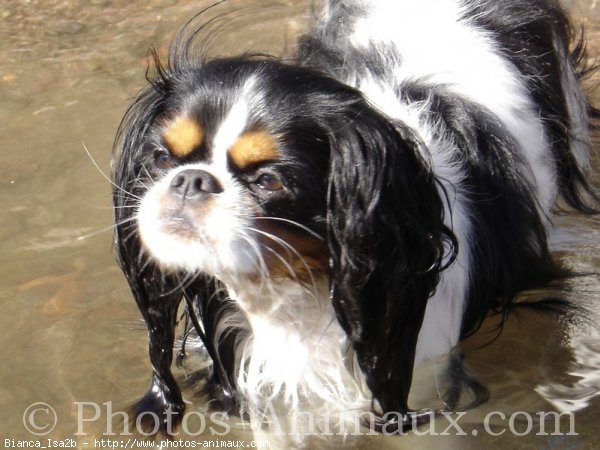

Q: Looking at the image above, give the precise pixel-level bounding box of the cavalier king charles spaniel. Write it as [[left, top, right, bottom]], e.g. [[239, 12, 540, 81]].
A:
[[112, 0, 597, 438]]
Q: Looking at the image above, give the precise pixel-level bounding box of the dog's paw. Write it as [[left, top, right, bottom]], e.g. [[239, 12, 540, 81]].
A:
[[134, 379, 185, 436]]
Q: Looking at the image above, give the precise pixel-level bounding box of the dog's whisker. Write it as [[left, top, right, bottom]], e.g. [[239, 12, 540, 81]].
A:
[[82, 141, 142, 201], [109, 205, 139, 210], [112, 190, 141, 201], [137, 248, 154, 275], [259, 241, 301, 284], [160, 271, 197, 297], [141, 163, 157, 186], [238, 232, 271, 291], [75, 218, 135, 242], [246, 226, 319, 297], [113, 215, 137, 227], [253, 217, 325, 241], [120, 226, 139, 247]]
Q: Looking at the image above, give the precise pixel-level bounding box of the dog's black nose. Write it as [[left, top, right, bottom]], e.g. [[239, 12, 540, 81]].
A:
[[169, 169, 223, 199]]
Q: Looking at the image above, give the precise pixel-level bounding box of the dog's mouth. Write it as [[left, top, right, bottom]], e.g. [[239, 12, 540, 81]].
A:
[[160, 213, 199, 242], [157, 198, 210, 243]]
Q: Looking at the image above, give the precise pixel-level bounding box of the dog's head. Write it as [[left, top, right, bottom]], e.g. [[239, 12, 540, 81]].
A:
[[113, 54, 455, 415], [133, 60, 334, 284]]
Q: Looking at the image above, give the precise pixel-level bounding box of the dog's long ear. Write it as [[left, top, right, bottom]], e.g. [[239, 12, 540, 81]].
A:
[[326, 101, 456, 420], [112, 75, 240, 431], [112, 87, 187, 431]]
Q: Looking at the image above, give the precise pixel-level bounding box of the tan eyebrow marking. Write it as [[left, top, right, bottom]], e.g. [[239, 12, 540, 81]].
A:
[[162, 116, 204, 157], [228, 131, 279, 169]]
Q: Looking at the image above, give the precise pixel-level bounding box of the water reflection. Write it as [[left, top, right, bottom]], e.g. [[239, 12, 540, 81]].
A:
[[1, 0, 599, 448], [537, 338, 600, 413]]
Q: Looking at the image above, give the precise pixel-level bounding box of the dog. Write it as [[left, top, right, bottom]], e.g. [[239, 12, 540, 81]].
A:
[[112, 0, 597, 438]]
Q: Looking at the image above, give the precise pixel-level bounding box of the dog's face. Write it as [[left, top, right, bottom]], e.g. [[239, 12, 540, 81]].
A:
[[132, 61, 335, 283]]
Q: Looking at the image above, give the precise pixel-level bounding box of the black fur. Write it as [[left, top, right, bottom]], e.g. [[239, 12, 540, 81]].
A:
[[325, 101, 457, 416], [462, 0, 597, 212]]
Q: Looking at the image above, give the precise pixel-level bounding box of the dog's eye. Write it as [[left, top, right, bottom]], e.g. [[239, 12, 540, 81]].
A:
[[153, 150, 174, 170], [254, 173, 283, 192]]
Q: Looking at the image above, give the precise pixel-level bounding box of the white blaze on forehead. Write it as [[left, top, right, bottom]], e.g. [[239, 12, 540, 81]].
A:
[[212, 77, 257, 169]]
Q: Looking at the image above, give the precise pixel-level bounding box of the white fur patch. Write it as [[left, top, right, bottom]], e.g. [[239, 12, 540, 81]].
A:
[[348, 0, 556, 212], [224, 277, 372, 436]]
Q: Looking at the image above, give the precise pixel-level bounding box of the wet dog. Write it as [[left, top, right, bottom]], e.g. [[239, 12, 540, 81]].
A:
[[112, 0, 596, 437]]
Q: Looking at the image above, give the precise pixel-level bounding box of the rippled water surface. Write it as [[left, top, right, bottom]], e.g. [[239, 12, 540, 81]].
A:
[[1, 1, 600, 448]]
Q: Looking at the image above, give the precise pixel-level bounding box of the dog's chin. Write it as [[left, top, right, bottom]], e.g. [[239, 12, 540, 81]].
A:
[[138, 224, 260, 278]]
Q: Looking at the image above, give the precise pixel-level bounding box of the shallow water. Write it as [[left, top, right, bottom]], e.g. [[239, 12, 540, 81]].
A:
[[1, 0, 600, 448]]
